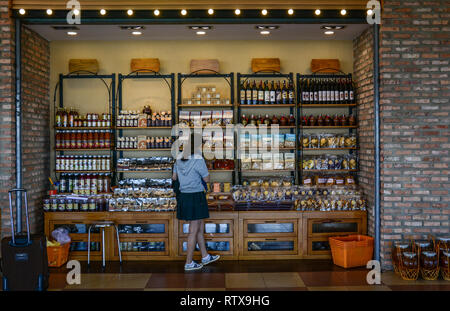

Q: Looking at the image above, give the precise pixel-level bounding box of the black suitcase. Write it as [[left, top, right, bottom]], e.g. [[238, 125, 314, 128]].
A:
[[1, 189, 49, 291]]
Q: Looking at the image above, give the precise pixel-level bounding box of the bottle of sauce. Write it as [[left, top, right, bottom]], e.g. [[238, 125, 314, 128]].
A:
[[104, 130, 111, 148], [62, 109, 68, 127], [68, 107, 75, 127], [87, 130, 94, 149], [55, 130, 61, 149], [70, 130, 76, 149], [93, 130, 99, 149], [90, 174, 98, 195], [289, 114, 296, 126], [104, 174, 110, 193], [81, 130, 88, 149], [64, 131, 71, 149], [76, 130, 82, 149], [98, 130, 105, 148], [55, 108, 62, 127], [97, 173, 103, 193]]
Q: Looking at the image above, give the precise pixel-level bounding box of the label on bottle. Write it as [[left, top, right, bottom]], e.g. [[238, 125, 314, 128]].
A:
[[270, 90, 276, 103], [252, 90, 258, 105], [246, 89, 252, 105], [264, 91, 270, 103], [345, 90, 349, 101], [331, 90, 335, 102], [314, 91, 318, 102], [258, 90, 264, 102], [327, 90, 331, 102], [276, 91, 282, 103], [289, 90, 294, 100], [335, 90, 339, 102], [340, 91, 344, 101], [240, 90, 246, 104], [318, 90, 322, 102], [309, 92, 314, 102], [350, 91, 354, 101]]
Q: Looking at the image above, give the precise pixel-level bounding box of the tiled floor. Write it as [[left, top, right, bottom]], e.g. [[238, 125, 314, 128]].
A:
[[35, 260, 450, 291]]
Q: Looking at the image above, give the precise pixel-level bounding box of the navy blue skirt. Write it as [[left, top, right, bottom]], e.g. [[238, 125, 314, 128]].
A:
[[176, 192, 209, 221]]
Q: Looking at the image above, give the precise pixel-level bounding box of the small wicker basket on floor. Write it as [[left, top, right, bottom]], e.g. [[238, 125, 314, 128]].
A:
[[421, 268, 440, 281]]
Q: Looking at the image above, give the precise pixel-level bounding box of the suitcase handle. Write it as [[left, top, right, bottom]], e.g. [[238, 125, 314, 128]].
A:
[[8, 189, 31, 246]]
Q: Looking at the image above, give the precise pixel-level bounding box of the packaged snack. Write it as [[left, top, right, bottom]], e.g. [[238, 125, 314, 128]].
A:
[[273, 153, 284, 170], [319, 134, 328, 148], [284, 134, 296, 148], [326, 176, 335, 186], [250, 134, 259, 148], [212, 111, 223, 126], [179, 111, 190, 126], [310, 135, 319, 148], [301, 135, 310, 149], [262, 153, 273, 170], [327, 135, 338, 148], [251, 153, 262, 170], [302, 175, 313, 186], [190, 111, 201, 127], [222, 110, 233, 125], [348, 155, 358, 170], [261, 134, 272, 149], [284, 153, 295, 170], [276, 134, 285, 148], [201, 111, 212, 127], [337, 135, 345, 148]]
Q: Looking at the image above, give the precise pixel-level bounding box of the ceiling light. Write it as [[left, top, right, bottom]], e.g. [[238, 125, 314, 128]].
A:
[[127, 9, 133, 16], [256, 26, 279, 30], [154, 9, 160, 16], [196, 31, 206, 35], [19, 8, 26, 15], [67, 31, 77, 36], [288, 9, 294, 15], [261, 9, 268, 16], [315, 9, 321, 16], [100, 9, 106, 15], [132, 31, 142, 36], [260, 30, 270, 35], [340, 9, 347, 16], [46, 9, 53, 15], [321, 25, 346, 30], [367, 9, 373, 15], [73, 9, 80, 16], [235, 9, 241, 15], [208, 9, 214, 15], [181, 9, 187, 16], [324, 31, 334, 35]]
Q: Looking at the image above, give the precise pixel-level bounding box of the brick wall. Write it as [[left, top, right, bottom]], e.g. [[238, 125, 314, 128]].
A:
[[379, 0, 450, 269], [0, 0, 50, 241], [354, 27, 375, 237]]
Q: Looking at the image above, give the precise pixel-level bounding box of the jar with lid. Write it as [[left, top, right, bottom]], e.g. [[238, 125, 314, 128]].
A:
[[72, 199, 79, 211], [81, 199, 89, 211], [421, 251, 438, 270], [88, 198, 96, 211], [43, 199, 50, 212], [81, 130, 88, 149], [441, 251, 450, 269], [57, 199, 66, 212], [51, 198, 58, 212], [66, 199, 73, 212], [104, 131, 111, 148], [93, 130, 99, 148], [414, 240, 433, 253], [64, 131, 71, 149], [97, 174, 104, 193], [90, 175, 98, 195], [437, 236, 450, 255], [393, 241, 411, 268], [402, 252, 418, 269], [85, 175, 91, 195], [55, 131, 62, 149]]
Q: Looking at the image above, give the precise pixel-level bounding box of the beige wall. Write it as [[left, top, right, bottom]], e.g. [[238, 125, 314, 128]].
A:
[[50, 39, 354, 182]]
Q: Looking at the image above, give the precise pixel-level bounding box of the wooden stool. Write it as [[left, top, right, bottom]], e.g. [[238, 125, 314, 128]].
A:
[[87, 221, 122, 268]]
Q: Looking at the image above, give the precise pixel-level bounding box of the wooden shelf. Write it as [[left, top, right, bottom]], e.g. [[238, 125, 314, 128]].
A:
[[302, 147, 358, 151], [179, 104, 234, 108], [301, 126, 358, 129], [55, 170, 111, 173], [300, 104, 357, 108], [240, 147, 296, 151], [239, 125, 296, 129], [302, 169, 358, 173], [55, 149, 112, 152], [116, 127, 172, 129], [239, 104, 295, 108], [55, 127, 112, 130]]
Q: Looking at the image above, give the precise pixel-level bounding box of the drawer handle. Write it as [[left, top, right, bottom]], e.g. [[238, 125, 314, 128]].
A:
[[265, 238, 277, 241]]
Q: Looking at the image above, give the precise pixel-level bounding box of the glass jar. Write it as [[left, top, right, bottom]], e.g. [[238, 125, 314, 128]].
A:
[[51, 198, 58, 212], [440, 251, 450, 269], [43, 199, 50, 212], [57, 199, 66, 212], [66, 199, 73, 212], [414, 240, 433, 253], [88, 199, 96, 211], [421, 251, 438, 270], [402, 252, 418, 269], [393, 242, 410, 267]]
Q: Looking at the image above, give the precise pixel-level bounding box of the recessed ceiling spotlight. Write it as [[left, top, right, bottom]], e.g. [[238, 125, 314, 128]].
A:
[[367, 9, 373, 16], [46, 9, 53, 15], [19, 8, 26, 15], [315, 9, 321, 16], [340, 9, 347, 16], [288, 9, 294, 15], [208, 9, 214, 15], [321, 25, 346, 30], [181, 9, 187, 16], [188, 26, 213, 30], [154, 9, 160, 16], [132, 31, 142, 36], [261, 9, 268, 16], [324, 31, 334, 35], [260, 30, 270, 35], [100, 9, 106, 15], [73, 9, 80, 16], [196, 31, 206, 35], [67, 31, 77, 36], [235, 9, 241, 15], [127, 9, 133, 16], [202, 26, 212, 30], [255, 26, 279, 30]]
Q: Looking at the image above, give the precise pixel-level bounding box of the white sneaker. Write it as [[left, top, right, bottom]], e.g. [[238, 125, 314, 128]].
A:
[[201, 254, 220, 265], [184, 261, 203, 271]]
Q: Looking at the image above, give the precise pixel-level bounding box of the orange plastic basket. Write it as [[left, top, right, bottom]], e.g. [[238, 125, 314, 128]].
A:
[[47, 243, 71, 267], [329, 235, 374, 268]]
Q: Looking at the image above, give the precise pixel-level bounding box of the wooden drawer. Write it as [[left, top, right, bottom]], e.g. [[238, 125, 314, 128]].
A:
[[243, 219, 297, 238], [243, 237, 298, 256], [307, 218, 362, 238], [178, 237, 234, 256], [116, 237, 169, 257], [178, 219, 233, 238], [307, 237, 332, 256], [68, 236, 103, 260], [115, 219, 169, 238]]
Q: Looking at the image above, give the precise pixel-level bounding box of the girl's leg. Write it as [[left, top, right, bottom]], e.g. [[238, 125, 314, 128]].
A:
[[196, 219, 209, 258], [186, 220, 200, 265]]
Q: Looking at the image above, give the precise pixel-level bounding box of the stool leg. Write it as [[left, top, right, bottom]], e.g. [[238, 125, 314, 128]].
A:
[[114, 225, 122, 264], [87, 225, 92, 266], [102, 227, 106, 269]]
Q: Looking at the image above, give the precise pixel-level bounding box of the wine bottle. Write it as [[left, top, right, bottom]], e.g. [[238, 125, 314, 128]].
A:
[[314, 79, 319, 104], [264, 81, 270, 105], [252, 80, 258, 105], [275, 81, 282, 105], [334, 79, 339, 104], [339, 79, 344, 103], [288, 80, 295, 105], [344, 78, 349, 104], [281, 81, 288, 105], [309, 79, 314, 103], [349, 78, 355, 104], [245, 82, 252, 105], [258, 81, 264, 104], [326, 79, 331, 105], [270, 81, 276, 104], [330, 79, 335, 104], [240, 81, 246, 106]]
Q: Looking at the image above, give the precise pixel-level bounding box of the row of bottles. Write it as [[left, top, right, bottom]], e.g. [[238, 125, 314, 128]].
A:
[[59, 173, 111, 194], [55, 108, 111, 128], [299, 78, 355, 105], [56, 155, 111, 172], [55, 130, 112, 149], [240, 80, 295, 105], [241, 114, 296, 127]]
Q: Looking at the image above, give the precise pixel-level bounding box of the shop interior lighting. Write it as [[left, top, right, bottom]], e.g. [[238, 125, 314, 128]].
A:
[[321, 25, 346, 30], [367, 9, 373, 15], [235, 9, 241, 15], [208, 9, 214, 15], [19, 8, 26, 15], [67, 31, 77, 36], [127, 9, 133, 16], [46, 9, 53, 15], [196, 31, 206, 35], [100, 9, 106, 15], [315, 9, 321, 16], [288, 9, 294, 15], [154, 9, 160, 16], [256, 26, 279, 30], [188, 26, 213, 30], [181, 9, 187, 16], [120, 26, 145, 30], [73, 9, 80, 16], [260, 30, 270, 35], [340, 9, 347, 16], [261, 9, 268, 16], [324, 30, 334, 35], [132, 31, 142, 36]]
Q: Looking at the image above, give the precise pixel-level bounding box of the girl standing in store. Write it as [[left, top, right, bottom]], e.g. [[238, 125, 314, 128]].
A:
[[172, 133, 220, 271]]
